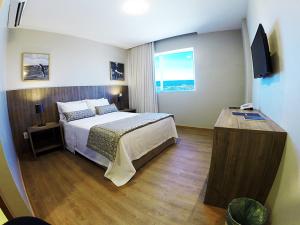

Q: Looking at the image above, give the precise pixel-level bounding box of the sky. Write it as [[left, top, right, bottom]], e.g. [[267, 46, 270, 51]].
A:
[[23, 53, 49, 66], [155, 50, 195, 81]]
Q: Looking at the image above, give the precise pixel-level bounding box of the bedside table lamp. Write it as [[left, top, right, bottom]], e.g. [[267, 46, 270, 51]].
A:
[[117, 92, 123, 102], [117, 93, 123, 110], [35, 103, 45, 127]]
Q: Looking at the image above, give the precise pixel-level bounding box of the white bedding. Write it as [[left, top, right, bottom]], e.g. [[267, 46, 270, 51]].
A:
[[62, 112, 178, 186]]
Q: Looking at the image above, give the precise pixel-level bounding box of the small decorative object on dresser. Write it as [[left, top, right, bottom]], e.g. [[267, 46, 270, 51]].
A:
[[22, 53, 50, 81], [28, 122, 64, 158], [110, 61, 124, 81], [120, 108, 136, 113]]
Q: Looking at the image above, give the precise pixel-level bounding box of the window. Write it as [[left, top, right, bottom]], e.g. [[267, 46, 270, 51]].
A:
[[154, 48, 195, 92]]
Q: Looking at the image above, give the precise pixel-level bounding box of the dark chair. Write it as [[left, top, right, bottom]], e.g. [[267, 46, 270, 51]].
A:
[[4, 217, 50, 225]]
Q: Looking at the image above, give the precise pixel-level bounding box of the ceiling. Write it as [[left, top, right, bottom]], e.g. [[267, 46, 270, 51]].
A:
[[17, 0, 248, 49]]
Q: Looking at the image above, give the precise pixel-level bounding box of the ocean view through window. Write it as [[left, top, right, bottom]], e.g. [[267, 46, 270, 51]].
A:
[[155, 48, 195, 92]]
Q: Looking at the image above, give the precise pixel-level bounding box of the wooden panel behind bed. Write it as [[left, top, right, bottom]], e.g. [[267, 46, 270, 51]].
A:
[[6, 85, 129, 156]]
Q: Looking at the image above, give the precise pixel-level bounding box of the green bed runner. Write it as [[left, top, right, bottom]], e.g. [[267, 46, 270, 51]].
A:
[[87, 113, 173, 161]]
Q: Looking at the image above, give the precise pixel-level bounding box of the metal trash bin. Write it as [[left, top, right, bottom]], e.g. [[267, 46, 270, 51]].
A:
[[226, 198, 268, 225]]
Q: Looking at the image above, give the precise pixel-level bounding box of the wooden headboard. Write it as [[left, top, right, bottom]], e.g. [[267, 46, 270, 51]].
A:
[[6, 85, 129, 156]]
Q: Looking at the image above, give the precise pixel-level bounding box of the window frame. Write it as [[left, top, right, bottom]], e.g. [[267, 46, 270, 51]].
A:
[[154, 47, 196, 93]]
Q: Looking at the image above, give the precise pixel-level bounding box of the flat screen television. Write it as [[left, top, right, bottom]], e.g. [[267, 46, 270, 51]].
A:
[[251, 24, 273, 78]]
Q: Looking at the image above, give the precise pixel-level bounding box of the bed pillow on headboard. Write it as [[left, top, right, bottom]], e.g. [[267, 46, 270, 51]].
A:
[[96, 104, 118, 115], [57, 100, 90, 120], [85, 98, 110, 113], [64, 109, 95, 122]]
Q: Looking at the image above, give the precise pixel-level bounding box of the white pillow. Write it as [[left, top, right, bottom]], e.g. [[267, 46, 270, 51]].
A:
[[57, 100, 89, 120], [85, 98, 110, 113]]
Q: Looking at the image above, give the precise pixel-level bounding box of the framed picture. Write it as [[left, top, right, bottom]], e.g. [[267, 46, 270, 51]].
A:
[[110, 61, 125, 81], [22, 53, 50, 81]]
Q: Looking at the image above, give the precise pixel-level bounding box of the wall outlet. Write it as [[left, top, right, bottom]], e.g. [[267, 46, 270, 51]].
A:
[[23, 132, 28, 139]]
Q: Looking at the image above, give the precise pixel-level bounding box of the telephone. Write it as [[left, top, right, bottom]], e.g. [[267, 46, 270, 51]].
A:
[[240, 103, 253, 110]]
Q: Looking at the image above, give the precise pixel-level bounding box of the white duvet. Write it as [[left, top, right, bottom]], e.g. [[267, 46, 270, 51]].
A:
[[62, 112, 178, 186]]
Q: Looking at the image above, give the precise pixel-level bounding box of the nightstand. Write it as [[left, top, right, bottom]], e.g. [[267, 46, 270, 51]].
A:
[[28, 122, 64, 158], [120, 108, 136, 113]]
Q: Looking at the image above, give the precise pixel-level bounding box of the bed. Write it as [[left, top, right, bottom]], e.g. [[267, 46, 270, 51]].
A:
[[59, 101, 178, 186]]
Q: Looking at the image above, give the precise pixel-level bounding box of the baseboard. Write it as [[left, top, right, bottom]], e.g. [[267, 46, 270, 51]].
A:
[[176, 125, 213, 131]]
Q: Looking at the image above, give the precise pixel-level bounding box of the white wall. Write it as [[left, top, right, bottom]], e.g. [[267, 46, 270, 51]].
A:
[[155, 31, 245, 128], [7, 29, 128, 90], [247, 0, 300, 224], [241, 19, 253, 103], [0, 0, 32, 217]]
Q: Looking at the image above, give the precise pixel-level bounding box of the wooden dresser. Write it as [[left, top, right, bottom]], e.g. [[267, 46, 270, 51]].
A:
[[204, 108, 287, 208]]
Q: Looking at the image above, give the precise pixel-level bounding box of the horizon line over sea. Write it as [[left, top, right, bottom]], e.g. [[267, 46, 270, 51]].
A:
[[156, 80, 195, 91]]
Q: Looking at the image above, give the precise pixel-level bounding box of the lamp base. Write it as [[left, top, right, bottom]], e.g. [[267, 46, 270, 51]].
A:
[[37, 113, 46, 127]]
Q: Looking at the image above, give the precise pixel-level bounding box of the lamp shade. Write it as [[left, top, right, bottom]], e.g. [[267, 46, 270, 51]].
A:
[[35, 103, 44, 114]]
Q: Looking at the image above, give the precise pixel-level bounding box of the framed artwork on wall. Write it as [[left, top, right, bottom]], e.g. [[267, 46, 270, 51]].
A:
[[22, 53, 50, 81], [110, 61, 125, 81]]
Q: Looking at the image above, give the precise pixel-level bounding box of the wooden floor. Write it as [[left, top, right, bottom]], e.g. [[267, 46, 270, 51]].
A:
[[20, 127, 225, 225]]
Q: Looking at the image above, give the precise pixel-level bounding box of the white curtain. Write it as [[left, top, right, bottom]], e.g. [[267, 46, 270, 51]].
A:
[[128, 42, 158, 113]]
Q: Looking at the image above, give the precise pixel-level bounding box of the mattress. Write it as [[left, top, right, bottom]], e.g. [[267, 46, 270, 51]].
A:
[[62, 112, 178, 186]]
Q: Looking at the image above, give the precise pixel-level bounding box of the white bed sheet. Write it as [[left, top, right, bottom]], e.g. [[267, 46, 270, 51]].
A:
[[62, 112, 178, 186]]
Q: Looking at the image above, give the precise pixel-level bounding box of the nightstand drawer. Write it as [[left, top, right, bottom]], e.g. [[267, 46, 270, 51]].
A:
[[30, 128, 62, 152], [28, 123, 64, 158]]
